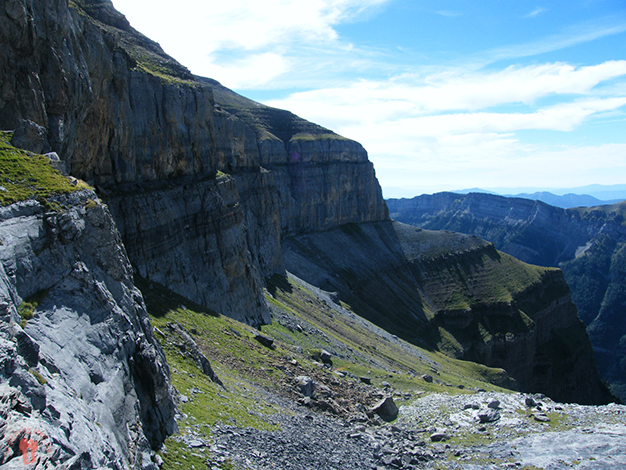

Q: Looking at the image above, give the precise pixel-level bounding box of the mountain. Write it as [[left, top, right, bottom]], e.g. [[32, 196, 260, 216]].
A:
[[506, 192, 620, 209], [0, 0, 617, 467], [388, 192, 626, 401], [453, 189, 622, 208]]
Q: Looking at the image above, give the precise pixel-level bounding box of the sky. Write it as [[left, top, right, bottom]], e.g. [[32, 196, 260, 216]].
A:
[[111, 0, 626, 197]]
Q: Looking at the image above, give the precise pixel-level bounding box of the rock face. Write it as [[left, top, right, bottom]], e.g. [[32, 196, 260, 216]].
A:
[[388, 192, 626, 401], [0, 0, 387, 325], [0, 191, 176, 468], [0, 5, 614, 456], [284, 221, 612, 404]]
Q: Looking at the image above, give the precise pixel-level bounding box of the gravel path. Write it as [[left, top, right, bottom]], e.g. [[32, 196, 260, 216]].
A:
[[204, 390, 626, 470]]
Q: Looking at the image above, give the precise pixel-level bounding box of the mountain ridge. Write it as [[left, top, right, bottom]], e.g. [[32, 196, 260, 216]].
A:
[[388, 191, 626, 401], [0, 0, 618, 467]]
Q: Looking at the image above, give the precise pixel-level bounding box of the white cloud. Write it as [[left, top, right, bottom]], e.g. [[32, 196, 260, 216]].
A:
[[265, 61, 626, 193], [265, 61, 626, 128], [203, 53, 291, 89], [112, 0, 390, 85], [525, 7, 547, 18]]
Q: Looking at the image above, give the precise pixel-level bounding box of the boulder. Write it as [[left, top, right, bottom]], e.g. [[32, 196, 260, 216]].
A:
[[487, 399, 500, 409], [370, 396, 398, 422], [430, 432, 450, 442], [10, 120, 47, 154], [295, 376, 315, 397], [254, 334, 274, 349], [477, 408, 500, 423], [533, 413, 551, 422], [319, 349, 333, 364]]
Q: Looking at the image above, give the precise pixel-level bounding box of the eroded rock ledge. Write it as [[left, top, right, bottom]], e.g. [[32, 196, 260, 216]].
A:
[[0, 192, 175, 468]]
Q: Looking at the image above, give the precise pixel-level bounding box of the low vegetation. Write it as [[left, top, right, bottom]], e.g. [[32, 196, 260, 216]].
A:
[[139, 268, 520, 468], [0, 132, 89, 207]]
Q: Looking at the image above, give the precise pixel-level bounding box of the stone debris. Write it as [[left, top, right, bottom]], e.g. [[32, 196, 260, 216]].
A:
[[370, 396, 399, 422], [202, 389, 626, 470]]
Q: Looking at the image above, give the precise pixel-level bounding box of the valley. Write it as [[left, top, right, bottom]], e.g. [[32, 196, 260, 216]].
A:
[[388, 192, 626, 402], [0, 0, 622, 469]]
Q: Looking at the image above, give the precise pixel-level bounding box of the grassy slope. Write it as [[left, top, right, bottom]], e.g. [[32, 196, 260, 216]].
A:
[[0, 131, 90, 207], [139, 274, 513, 469], [571, 201, 626, 226]]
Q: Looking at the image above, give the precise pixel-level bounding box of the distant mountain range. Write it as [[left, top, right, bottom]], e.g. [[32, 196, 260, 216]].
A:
[[453, 185, 626, 209], [384, 184, 626, 208]]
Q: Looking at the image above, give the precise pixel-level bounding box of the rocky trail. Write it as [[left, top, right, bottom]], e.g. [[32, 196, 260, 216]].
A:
[[173, 385, 626, 470]]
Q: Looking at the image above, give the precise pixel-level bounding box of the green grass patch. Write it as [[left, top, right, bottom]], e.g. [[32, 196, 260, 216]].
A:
[[0, 135, 90, 207], [266, 274, 513, 394], [158, 437, 210, 470], [18, 289, 49, 327], [29, 368, 48, 385], [139, 278, 283, 430], [289, 133, 349, 142]]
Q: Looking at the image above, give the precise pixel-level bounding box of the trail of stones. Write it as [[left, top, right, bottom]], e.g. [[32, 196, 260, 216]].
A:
[[202, 390, 626, 470]]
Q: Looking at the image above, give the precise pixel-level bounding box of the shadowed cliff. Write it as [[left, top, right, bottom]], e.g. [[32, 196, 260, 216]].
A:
[[388, 192, 626, 401]]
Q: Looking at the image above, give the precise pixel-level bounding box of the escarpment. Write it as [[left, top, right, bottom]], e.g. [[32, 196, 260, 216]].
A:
[[388, 192, 626, 401], [394, 223, 611, 404], [283, 221, 611, 404], [0, 0, 387, 325], [0, 0, 613, 440]]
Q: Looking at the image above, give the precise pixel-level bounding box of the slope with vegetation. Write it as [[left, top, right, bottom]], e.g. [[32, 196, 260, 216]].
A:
[[388, 192, 626, 401]]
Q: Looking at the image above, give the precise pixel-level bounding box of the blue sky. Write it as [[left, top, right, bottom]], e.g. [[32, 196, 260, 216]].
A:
[[112, 0, 626, 197]]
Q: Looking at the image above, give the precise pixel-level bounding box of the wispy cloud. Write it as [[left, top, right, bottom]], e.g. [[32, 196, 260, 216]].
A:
[[484, 21, 626, 63], [266, 61, 626, 121], [112, 0, 391, 85], [525, 7, 547, 18], [436, 10, 463, 17], [266, 60, 626, 191]]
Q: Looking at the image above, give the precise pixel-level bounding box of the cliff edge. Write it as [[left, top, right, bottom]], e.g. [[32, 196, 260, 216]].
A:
[[0, 135, 175, 468]]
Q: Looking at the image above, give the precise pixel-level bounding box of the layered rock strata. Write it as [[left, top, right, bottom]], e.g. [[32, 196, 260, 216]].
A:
[[0, 0, 388, 325], [284, 221, 611, 404], [388, 192, 626, 401]]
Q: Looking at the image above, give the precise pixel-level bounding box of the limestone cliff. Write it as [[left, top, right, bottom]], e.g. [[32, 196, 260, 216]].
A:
[[0, 190, 176, 468], [0, 0, 387, 325], [388, 192, 626, 401]]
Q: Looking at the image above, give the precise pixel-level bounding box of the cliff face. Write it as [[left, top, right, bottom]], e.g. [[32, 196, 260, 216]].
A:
[[388, 192, 626, 401], [0, 0, 613, 444], [283, 220, 611, 404], [0, 191, 175, 468], [394, 223, 609, 404], [0, 0, 388, 325]]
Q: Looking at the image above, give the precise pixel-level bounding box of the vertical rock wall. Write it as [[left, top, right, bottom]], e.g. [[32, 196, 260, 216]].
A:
[[0, 0, 389, 324], [0, 192, 176, 468]]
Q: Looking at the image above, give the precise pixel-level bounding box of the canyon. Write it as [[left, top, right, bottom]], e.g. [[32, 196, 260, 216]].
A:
[[0, 0, 618, 468], [388, 192, 626, 401]]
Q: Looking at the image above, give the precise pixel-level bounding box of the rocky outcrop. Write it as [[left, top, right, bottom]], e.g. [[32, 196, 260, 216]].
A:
[[284, 221, 612, 404], [0, 191, 176, 468], [0, 0, 388, 325], [0, 0, 612, 423], [388, 192, 626, 401]]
